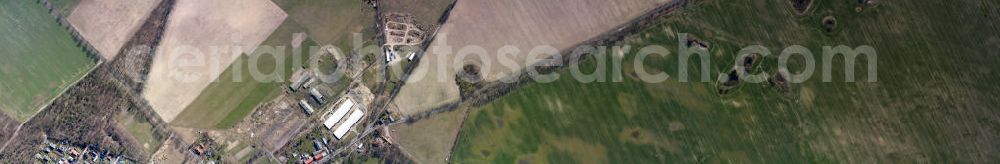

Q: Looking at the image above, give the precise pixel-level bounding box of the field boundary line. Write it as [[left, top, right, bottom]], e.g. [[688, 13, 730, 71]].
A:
[[1, 0, 110, 155], [0, 60, 103, 154], [32, 0, 109, 120], [7, 0, 107, 122], [33, 60, 105, 119]]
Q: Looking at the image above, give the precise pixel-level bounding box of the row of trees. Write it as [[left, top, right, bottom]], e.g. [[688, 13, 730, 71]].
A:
[[40, 0, 105, 62]]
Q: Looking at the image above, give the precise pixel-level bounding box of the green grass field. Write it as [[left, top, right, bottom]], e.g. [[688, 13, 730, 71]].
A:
[[119, 114, 162, 153], [173, 0, 374, 129], [171, 19, 317, 129], [0, 0, 97, 121], [455, 0, 1000, 163], [393, 108, 467, 164], [273, 0, 377, 48]]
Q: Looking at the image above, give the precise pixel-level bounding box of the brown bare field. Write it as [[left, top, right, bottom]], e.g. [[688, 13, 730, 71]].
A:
[[143, 0, 287, 122], [391, 108, 467, 164], [67, 0, 161, 60], [393, 0, 669, 116]]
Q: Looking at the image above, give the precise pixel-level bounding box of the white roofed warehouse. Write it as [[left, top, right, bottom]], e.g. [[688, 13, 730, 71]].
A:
[[334, 109, 365, 140], [324, 99, 355, 129]]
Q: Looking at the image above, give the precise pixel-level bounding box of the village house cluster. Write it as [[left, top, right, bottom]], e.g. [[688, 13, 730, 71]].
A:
[[35, 139, 135, 163]]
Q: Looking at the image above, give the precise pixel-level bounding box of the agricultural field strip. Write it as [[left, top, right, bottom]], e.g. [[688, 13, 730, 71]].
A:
[[368, 0, 458, 121], [3, 0, 113, 129], [454, 0, 1000, 162], [401, 0, 693, 121], [0, 0, 109, 153], [0, 60, 107, 152], [381, 1, 684, 162], [0, 0, 100, 120], [392, 0, 672, 117], [0, 0, 180, 160], [67, 0, 162, 60], [143, 0, 287, 122]]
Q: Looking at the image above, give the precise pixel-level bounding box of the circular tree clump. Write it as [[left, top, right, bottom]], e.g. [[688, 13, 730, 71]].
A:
[[790, 0, 813, 15], [822, 16, 838, 33], [769, 70, 792, 95], [456, 64, 483, 99], [458, 64, 482, 83]]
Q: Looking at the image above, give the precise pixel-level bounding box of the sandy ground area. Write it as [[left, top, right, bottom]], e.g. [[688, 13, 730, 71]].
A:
[[68, 0, 161, 60], [393, 0, 669, 116], [144, 0, 286, 122], [149, 136, 188, 163]]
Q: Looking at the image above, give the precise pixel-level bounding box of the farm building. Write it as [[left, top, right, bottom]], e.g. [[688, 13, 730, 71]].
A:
[[299, 100, 315, 115], [302, 77, 317, 89], [407, 52, 416, 61], [323, 99, 355, 129], [309, 88, 325, 104], [289, 73, 311, 91], [384, 48, 397, 63], [334, 109, 365, 140]]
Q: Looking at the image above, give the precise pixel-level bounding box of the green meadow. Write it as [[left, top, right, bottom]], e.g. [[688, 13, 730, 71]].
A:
[[0, 0, 96, 121], [173, 20, 317, 129], [174, 0, 373, 129], [455, 0, 1000, 163]]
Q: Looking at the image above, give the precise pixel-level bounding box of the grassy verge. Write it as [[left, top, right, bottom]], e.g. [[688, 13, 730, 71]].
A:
[[49, 0, 80, 15]]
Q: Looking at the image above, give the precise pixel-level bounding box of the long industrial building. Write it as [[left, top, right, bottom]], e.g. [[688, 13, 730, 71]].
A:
[[309, 88, 325, 104], [323, 100, 355, 129], [299, 100, 314, 115], [333, 109, 364, 140]]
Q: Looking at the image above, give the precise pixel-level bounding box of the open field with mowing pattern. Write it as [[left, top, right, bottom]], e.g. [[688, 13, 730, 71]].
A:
[[272, 0, 377, 48], [394, 0, 671, 117], [455, 0, 1000, 163], [0, 0, 97, 121], [172, 19, 317, 129], [391, 108, 467, 164], [144, 0, 287, 122], [173, 0, 371, 129]]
